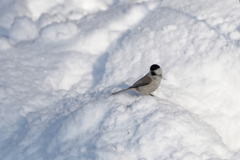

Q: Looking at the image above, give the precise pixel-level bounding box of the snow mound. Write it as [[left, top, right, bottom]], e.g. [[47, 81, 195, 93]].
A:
[[9, 17, 38, 45], [55, 96, 231, 160], [1, 95, 232, 160], [44, 51, 97, 91], [26, 0, 113, 20], [40, 22, 78, 42], [38, 14, 66, 29], [0, 37, 11, 50], [1, 0, 240, 159]]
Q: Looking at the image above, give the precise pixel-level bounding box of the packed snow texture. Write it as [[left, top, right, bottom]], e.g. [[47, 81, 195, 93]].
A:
[[1, 0, 240, 159]]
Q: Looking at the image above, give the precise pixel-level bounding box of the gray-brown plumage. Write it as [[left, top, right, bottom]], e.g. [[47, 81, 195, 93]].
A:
[[112, 64, 162, 95]]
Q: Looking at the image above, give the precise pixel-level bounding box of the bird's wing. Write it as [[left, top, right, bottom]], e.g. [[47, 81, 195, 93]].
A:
[[130, 74, 153, 88]]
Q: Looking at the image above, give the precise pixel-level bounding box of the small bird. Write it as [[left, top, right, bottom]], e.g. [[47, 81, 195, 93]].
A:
[[112, 64, 162, 96]]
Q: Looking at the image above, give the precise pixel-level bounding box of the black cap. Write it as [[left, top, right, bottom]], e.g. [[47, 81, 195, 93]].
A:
[[150, 64, 160, 71]]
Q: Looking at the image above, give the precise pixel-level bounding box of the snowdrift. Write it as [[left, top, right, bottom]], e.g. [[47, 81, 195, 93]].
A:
[[1, 0, 240, 159]]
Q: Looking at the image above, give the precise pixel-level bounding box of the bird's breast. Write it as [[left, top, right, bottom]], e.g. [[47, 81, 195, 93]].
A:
[[137, 80, 160, 95]]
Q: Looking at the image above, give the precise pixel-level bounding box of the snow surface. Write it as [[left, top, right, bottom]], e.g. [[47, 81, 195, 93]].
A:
[[1, 0, 240, 159]]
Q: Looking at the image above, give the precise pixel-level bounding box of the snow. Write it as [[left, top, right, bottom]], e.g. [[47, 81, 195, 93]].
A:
[[40, 22, 78, 42], [1, 0, 240, 159], [0, 37, 11, 50], [9, 17, 38, 44]]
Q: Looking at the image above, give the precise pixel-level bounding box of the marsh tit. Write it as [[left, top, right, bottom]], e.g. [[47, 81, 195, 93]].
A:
[[112, 64, 162, 96]]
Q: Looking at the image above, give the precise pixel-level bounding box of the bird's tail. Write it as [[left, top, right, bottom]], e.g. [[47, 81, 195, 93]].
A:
[[111, 88, 135, 95]]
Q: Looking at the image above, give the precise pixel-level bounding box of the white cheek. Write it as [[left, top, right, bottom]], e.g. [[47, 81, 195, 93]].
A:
[[154, 69, 162, 75]]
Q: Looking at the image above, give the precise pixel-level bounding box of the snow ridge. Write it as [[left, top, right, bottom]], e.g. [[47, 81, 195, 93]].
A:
[[1, 0, 240, 159]]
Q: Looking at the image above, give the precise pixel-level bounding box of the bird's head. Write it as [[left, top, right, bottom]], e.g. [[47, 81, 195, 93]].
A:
[[150, 64, 162, 76]]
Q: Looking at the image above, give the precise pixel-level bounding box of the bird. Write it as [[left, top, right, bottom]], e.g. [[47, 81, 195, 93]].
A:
[[112, 64, 162, 96]]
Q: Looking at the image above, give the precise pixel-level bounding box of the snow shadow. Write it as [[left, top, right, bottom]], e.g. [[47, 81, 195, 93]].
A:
[[37, 116, 68, 159], [0, 116, 27, 159], [91, 52, 109, 88]]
